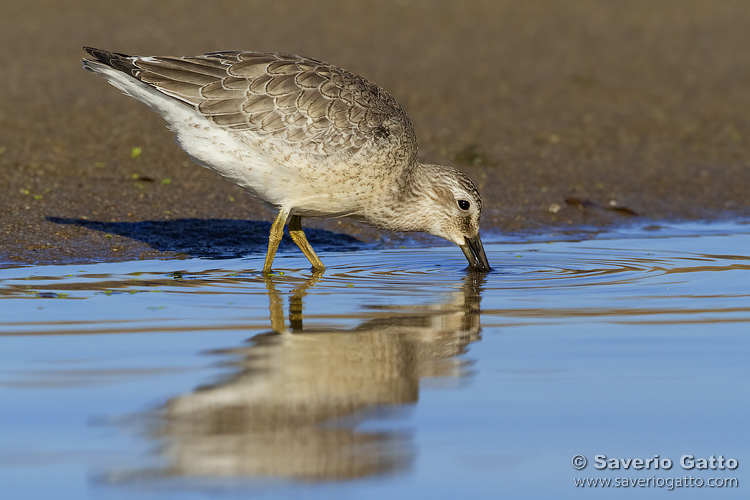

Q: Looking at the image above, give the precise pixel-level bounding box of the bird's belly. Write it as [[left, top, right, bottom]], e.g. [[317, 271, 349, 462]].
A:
[[259, 150, 369, 218], [172, 121, 371, 217]]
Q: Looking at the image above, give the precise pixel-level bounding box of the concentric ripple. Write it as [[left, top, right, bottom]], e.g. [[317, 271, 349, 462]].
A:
[[1, 223, 749, 335]]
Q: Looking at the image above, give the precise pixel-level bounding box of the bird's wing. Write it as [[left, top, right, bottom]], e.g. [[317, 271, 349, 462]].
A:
[[84, 48, 417, 162]]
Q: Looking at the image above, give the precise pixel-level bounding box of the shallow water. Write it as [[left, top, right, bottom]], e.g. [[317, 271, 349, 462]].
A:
[[1, 221, 748, 499]]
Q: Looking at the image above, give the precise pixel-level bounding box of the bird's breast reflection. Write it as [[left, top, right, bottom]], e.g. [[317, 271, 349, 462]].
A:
[[150, 273, 485, 481]]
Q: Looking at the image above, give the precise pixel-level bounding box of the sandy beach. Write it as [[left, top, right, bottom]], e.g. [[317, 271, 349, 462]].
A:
[[2, 0, 749, 266]]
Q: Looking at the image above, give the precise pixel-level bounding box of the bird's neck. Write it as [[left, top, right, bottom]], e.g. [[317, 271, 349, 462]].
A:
[[364, 162, 442, 234]]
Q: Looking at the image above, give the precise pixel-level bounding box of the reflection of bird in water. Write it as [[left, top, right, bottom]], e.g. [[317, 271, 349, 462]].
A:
[[81, 48, 490, 273], [149, 273, 484, 480]]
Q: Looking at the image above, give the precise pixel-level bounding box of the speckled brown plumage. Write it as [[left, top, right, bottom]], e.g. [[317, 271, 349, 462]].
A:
[[84, 48, 416, 161], [82, 47, 490, 272]]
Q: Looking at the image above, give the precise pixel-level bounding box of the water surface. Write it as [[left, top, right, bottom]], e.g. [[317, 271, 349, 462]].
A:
[[1, 222, 748, 499]]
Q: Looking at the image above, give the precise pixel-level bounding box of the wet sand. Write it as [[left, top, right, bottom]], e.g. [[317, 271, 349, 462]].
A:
[[2, 0, 749, 267]]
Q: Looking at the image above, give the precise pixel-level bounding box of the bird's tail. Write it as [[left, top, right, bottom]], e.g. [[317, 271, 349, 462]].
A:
[[81, 46, 139, 76], [81, 46, 183, 120]]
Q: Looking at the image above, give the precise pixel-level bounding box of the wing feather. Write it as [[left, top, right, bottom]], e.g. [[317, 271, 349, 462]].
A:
[[97, 49, 417, 161]]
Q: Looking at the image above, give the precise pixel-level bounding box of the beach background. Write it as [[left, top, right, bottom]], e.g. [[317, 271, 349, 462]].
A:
[[2, 0, 749, 266]]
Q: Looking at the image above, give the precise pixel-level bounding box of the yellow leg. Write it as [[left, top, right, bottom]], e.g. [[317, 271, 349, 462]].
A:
[[263, 209, 291, 274], [288, 215, 326, 271]]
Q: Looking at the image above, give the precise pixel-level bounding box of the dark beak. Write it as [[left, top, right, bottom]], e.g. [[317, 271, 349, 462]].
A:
[[459, 233, 491, 272]]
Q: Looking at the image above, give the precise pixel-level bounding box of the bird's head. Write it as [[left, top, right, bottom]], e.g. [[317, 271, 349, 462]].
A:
[[413, 164, 491, 272]]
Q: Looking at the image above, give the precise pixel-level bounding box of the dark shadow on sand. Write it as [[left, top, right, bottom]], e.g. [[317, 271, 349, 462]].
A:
[[48, 217, 362, 259]]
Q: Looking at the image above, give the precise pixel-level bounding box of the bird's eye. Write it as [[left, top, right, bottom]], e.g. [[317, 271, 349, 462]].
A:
[[458, 199, 471, 210]]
